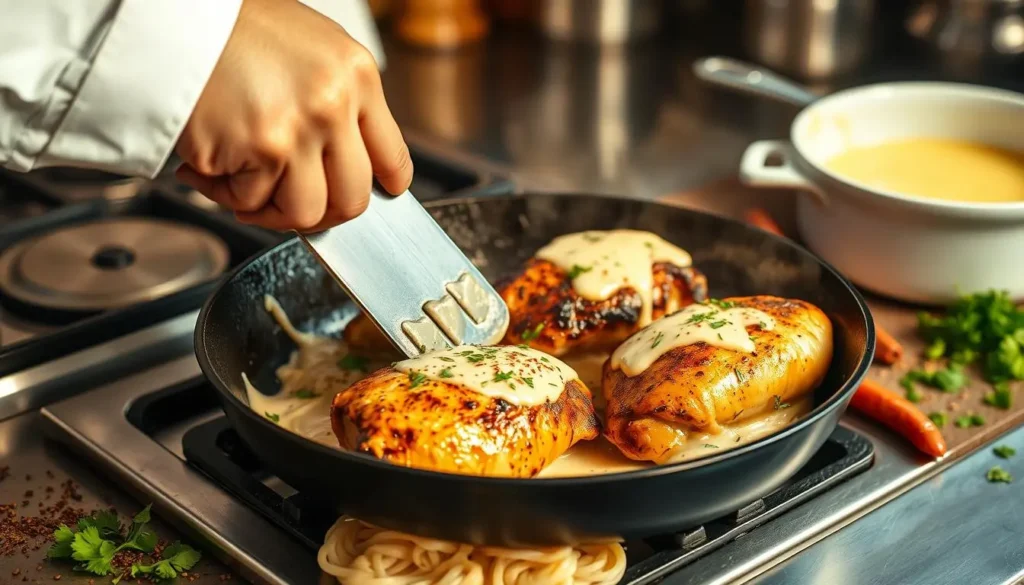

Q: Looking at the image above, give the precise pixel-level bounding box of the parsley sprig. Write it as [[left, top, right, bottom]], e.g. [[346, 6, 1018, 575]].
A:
[[131, 542, 203, 580], [48, 504, 201, 582]]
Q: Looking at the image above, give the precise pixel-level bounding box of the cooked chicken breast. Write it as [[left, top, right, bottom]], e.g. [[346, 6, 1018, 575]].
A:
[[602, 296, 832, 464], [501, 259, 708, 356], [342, 230, 708, 359], [330, 345, 600, 477]]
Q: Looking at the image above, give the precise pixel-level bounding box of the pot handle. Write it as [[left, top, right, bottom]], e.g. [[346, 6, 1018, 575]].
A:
[[739, 140, 826, 203]]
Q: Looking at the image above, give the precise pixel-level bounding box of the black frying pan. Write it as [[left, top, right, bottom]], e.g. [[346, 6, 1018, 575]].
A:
[[194, 193, 875, 547]]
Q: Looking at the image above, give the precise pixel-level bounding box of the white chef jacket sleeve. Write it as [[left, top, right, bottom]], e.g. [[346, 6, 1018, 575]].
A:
[[0, 0, 242, 179]]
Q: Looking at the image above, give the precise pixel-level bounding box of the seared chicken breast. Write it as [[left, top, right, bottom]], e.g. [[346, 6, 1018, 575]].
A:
[[501, 259, 708, 356], [602, 296, 832, 464], [342, 230, 708, 359], [331, 345, 600, 477]]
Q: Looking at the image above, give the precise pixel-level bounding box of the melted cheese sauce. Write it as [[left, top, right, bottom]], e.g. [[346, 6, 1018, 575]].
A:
[[393, 345, 580, 406], [611, 303, 776, 377], [535, 230, 693, 327], [539, 395, 812, 476], [824, 138, 1024, 203]]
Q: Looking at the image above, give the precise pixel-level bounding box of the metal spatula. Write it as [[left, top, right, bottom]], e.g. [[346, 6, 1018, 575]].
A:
[[298, 189, 509, 358]]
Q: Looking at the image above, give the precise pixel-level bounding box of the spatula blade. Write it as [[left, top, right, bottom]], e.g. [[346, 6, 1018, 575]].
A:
[[299, 190, 509, 358]]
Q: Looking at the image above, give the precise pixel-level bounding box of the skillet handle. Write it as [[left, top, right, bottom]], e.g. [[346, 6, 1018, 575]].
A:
[[693, 57, 820, 107], [739, 140, 827, 205]]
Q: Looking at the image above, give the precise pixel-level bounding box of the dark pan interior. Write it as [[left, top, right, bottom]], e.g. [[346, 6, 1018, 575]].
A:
[[195, 193, 874, 545]]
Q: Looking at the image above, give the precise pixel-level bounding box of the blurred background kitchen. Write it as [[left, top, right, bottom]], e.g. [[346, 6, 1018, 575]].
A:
[[3, 0, 1022, 232]]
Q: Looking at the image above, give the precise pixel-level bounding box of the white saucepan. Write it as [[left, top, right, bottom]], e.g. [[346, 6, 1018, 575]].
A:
[[694, 57, 1024, 306]]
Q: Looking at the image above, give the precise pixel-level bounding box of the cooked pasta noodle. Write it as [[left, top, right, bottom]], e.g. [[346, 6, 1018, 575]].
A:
[[318, 516, 627, 585]]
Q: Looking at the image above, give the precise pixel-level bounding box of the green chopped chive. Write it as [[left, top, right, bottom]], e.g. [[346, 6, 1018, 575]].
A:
[[993, 445, 1016, 459], [987, 466, 1013, 483]]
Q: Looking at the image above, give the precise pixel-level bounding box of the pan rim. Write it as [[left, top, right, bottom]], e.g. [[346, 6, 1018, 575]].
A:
[[194, 192, 876, 486]]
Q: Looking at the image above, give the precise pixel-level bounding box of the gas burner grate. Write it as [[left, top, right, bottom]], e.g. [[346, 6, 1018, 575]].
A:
[[181, 414, 873, 585]]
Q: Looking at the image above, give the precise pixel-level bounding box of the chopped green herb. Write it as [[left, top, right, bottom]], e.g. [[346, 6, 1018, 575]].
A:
[[916, 290, 1024, 385], [583, 233, 603, 243], [523, 377, 534, 388], [644, 241, 654, 250], [408, 371, 428, 388], [439, 368, 453, 378], [993, 445, 1016, 459], [294, 389, 319, 399], [928, 412, 947, 427], [987, 466, 1013, 483], [706, 299, 736, 309], [734, 368, 745, 383], [686, 311, 717, 325], [718, 333, 724, 341], [540, 356, 550, 363], [517, 344, 530, 350], [651, 332, 665, 348], [905, 386, 923, 403], [493, 371, 514, 383], [265, 412, 279, 423], [954, 414, 985, 428], [924, 338, 946, 360], [567, 264, 593, 279], [984, 382, 1012, 409], [438, 356, 455, 363], [899, 365, 967, 394], [338, 354, 369, 371], [758, 321, 767, 329], [709, 320, 729, 329], [466, 353, 487, 363], [521, 323, 544, 342], [773, 395, 790, 410]]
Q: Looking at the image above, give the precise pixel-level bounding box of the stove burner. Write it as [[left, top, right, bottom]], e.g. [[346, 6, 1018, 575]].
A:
[[91, 245, 137, 270], [0, 217, 230, 313]]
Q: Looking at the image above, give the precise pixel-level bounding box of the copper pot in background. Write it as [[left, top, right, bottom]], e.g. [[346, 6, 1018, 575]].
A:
[[743, 0, 878, 80]]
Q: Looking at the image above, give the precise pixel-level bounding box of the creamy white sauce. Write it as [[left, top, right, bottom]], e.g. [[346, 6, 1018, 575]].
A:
[[245, 296, 388, 447], [538, 396, 811, 475], [393, 345, 580, 406], [535, 230, 692, 327], [611, 302, 776, 377]]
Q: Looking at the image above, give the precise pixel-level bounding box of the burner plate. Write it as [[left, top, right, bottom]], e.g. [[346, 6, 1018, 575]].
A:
[[0, 218, 230, 312]]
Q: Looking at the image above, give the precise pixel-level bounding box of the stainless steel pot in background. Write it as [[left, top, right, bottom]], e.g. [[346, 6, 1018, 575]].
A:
[[743, 0, 878, 80], [533, 0, 663, 44]]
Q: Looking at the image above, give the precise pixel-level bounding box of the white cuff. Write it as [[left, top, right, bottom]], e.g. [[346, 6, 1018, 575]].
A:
[[37, 0, 242, 178]]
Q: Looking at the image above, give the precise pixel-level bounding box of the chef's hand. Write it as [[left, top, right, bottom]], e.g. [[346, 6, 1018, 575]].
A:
[[174, 0, 412, 232]]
